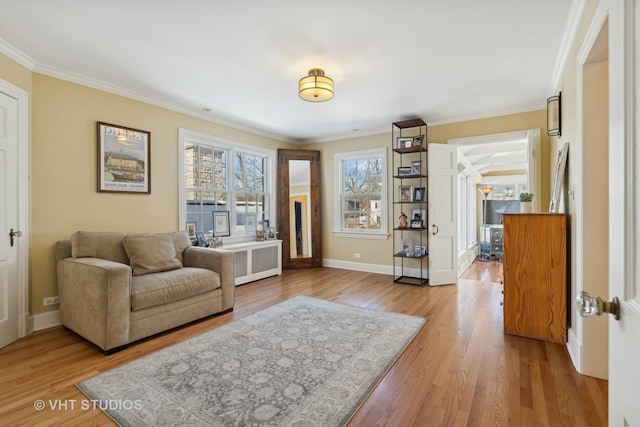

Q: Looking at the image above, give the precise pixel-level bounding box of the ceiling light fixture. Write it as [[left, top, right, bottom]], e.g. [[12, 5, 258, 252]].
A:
[[299, 68, 334, 102]]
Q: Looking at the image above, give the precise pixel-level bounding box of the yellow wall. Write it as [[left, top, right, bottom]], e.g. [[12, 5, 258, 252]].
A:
[[581, 58, 609, 379], [308, 110, 551, 268], [547, 0, 606, 379], [0, 51, 553, 317], [0, 54, 32, 92], [27, 73, 289, 315]]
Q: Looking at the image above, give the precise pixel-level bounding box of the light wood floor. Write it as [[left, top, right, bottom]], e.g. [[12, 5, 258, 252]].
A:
[[0, 261, 607, 426]]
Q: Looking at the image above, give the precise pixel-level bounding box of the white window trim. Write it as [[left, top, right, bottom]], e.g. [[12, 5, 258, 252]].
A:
[[178, 128, 276, 244], [333, 147, 389, 240]]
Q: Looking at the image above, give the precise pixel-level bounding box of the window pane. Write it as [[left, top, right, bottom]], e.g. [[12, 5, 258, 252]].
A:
[[184, 136, 270, 239], [369, 194, 382, 229], [339, 153, 385, 232]]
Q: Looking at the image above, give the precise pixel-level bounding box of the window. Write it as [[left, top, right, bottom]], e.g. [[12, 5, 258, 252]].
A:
[[334, 148, 387, 238], [179, 129, 274, 239], [485, 184, 527, 200], [457, 172, 477, 254]]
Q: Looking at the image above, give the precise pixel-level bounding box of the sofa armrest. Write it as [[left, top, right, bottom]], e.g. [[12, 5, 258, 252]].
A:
[[57, 257, 132, 351], [183, 247, 235, 310]]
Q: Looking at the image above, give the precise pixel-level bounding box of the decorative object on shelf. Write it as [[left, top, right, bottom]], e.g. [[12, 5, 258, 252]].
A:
[[298, 68, 334, 102], [397, 137, 413, 149], [213, 211, 230, 237], [547, 92, 562, 136], [478, 185, 493, 261], [97, 122, 150, 194], [415, 245, 426, 257], [410, 219, 423, 229], [411, 160, 421, 175], [185, 222, 196, 238], [397, 238, 413, 256], [262, 219, 269, 231], [519, 192, 534, 213], [411, 209, 426, 223], [412, 135, 424, 147], [398, 212, 408, 228], [412, 187, 425, 202], [398, 186, 412, 202], [397, 166, 412, 176], [195, 231, 208, 247], [266, 226, 278, 240], [256, 230, 265, 241], [549, 142, 569, 213]]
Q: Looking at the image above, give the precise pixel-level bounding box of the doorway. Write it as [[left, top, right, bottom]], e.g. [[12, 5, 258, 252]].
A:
[[449, 129, 541, 274]]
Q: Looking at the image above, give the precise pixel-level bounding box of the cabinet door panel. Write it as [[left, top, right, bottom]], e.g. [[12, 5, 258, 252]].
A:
[[503, 214, 566, 343]]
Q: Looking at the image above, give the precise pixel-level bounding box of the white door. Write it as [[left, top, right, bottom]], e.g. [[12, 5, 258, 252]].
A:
[[608, 1, 640, 424], [428, 143, 458, 286], [0, 91, 20, 349]]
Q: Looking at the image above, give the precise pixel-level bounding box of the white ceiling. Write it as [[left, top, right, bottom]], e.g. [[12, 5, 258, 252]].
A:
[[458, 140, 528, 175], [0, 0, 575, 143]]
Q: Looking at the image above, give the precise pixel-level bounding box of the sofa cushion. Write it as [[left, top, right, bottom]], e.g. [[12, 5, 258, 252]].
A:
[[171, 231, 192, 264], [130, 267, 221, 310], [71, 231, 129, 264], [123, 233, 182, 276]]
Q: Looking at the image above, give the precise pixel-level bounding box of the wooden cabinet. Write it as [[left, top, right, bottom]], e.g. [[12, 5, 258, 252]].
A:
[[502, 213, 567, 343]]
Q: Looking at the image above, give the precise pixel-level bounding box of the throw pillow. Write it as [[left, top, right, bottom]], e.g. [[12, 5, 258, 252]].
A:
[[171, 231, 193, 264], [123, 233, 182, 276], [70, 231, 129, 264]]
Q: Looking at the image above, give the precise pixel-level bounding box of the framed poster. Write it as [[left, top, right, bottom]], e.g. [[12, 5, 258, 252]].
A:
[[97, 122, 150, 194], [213, 211, 230, 237], [549, 142, 569, 213]]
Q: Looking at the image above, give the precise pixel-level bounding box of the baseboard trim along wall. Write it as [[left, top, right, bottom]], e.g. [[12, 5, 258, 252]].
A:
[[323, 259, 393, 276], [31, 310, 61, 333]]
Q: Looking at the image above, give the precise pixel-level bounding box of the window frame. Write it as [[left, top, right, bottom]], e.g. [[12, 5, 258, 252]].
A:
[[457, 171, 478, 255], [178, 128, 276, 243], [333, 147, 388, 239]]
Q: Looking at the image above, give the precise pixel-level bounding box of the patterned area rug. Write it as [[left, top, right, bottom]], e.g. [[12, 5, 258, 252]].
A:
[[77, 295, 426, 426]]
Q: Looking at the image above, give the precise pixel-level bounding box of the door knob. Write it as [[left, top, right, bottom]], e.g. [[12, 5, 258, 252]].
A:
[[576, 291, 620, 321], [9, 228, 22, 247], [431, 224, 439, 236]]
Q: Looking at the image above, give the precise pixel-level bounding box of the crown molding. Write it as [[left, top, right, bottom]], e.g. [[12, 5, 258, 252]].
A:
[[0, 38, 36, 70], [31, 62, 293, 143], [549, 0, 587, 93]]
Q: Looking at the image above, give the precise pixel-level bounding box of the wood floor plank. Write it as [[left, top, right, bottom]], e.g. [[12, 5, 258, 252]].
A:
[[0, 261, 607, 426]]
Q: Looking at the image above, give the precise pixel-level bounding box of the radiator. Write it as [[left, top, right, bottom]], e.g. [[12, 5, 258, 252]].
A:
[[223, 240, 282, 286]]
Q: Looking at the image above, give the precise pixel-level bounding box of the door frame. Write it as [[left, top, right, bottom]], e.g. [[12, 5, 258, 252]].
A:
[[0, 78, 29, 338], [566, 1, 610, 376], [448, 129, 541, 212]]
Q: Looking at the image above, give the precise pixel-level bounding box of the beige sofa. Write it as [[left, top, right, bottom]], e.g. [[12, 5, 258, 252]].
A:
[[55, 231, 235, 353]]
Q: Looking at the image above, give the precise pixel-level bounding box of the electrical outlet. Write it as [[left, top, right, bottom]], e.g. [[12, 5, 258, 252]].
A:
[[43, 296, 59, 306], [354, 253, 361, 259]]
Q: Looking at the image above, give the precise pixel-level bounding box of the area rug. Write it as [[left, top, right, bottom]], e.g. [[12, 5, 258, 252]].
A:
[[77, 295, 426, 426]]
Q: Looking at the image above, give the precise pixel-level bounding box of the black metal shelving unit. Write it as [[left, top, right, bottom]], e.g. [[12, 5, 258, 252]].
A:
[[392, 118, 428, 286]]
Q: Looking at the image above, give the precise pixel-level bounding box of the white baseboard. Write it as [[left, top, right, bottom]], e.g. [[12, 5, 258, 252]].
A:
[[323, 259, 393, 275], [458, 245, 478, 277], [566, 326, 582, 373], [31, 310, 61, 332]]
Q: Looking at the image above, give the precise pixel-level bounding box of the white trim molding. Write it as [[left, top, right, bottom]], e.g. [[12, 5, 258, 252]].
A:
[[0, 78, 30, 339]]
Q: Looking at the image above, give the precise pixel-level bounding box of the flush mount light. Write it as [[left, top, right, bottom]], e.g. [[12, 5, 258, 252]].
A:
[[299, 68, 334, 102]]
